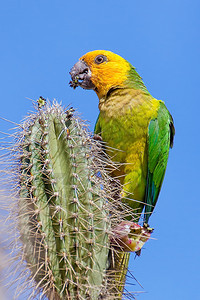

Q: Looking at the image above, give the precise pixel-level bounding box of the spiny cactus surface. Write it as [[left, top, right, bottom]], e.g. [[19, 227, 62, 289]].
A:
[[16, 101, 113, 299]]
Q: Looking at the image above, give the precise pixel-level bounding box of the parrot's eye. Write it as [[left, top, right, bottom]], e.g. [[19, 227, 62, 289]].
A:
[[94, 55, 107, 64]]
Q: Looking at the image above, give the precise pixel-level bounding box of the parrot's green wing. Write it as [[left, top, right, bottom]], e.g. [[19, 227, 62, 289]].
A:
[[144, 102, 175, 223]]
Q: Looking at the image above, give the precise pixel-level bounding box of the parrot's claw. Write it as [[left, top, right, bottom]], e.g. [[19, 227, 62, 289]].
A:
[[135, 249, 141, 257], [110, 221, 153, 253]]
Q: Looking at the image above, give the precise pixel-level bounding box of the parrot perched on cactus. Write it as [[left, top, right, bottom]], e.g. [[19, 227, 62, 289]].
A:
[[70, 50, 175, 225]]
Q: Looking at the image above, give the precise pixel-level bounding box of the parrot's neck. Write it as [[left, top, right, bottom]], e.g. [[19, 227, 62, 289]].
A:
[[97, 64, 150, 104], [125, 64, 150, 94]]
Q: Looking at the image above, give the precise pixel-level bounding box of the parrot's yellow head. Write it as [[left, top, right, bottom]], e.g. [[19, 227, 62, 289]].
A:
[[70, 50, 134, 99]]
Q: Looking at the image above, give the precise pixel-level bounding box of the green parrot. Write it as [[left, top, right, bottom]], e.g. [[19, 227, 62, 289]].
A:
[[70, 50, 175, 224]]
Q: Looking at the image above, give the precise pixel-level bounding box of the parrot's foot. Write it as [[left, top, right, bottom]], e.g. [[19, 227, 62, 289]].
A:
[[110, 221, 153, 253]]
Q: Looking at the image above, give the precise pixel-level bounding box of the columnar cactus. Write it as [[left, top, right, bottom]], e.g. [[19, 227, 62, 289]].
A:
[[16, 101, 112, 299]]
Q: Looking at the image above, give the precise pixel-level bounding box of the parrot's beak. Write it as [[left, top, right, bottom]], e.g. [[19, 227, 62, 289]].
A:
[[69, 60, 95, 90]]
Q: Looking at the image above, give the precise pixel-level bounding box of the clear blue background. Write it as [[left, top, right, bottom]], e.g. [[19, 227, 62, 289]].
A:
[[0, 1, 199, 299]]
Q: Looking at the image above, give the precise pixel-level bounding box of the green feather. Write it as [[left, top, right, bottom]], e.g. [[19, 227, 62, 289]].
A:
[[94, 113, 101, 134], [144, 102, 175, 223], [126, 63, 150, 94]]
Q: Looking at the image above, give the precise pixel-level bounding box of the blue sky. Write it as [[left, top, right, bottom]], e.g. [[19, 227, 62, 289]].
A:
[[0, 1, 199, 299]]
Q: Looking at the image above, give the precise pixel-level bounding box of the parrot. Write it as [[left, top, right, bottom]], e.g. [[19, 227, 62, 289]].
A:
[[70, 50, 175, 225], [69, 50, 175, 296]]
